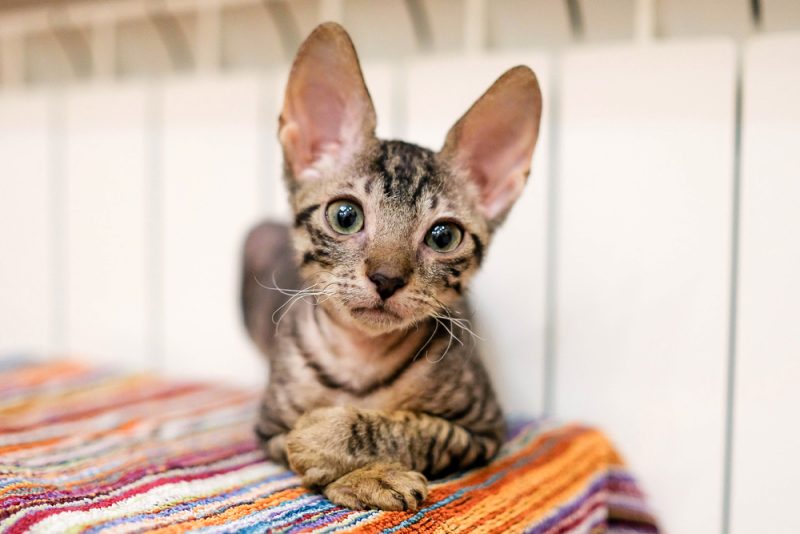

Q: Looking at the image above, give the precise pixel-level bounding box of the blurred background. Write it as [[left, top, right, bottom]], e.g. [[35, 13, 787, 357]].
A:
[[1, 0, 799, 532]]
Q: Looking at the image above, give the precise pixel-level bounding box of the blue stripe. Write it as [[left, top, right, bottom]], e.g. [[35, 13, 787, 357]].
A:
[[206, 496, 332, 533], [82, 471, 298, 534], [381, 441, 549, 534]]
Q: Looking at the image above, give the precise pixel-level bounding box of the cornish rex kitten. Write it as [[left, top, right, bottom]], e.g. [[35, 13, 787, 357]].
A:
[[241, 22, 542, 511]]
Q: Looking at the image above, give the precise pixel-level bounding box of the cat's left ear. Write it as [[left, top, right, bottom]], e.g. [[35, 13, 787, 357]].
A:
[[279, 22, 377, 181], [439, 66, 542, 224]]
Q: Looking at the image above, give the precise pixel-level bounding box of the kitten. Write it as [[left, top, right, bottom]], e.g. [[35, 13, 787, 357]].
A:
[[241, 22, 542, 511]]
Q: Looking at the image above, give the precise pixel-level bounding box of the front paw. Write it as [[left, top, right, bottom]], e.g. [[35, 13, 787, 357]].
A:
[[324, 463, 428, 511], [285, 406, 361, 487]]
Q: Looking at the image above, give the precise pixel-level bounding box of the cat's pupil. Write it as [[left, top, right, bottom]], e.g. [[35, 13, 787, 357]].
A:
[[431, 224, 452, 248], [337, 205, 358, 229]]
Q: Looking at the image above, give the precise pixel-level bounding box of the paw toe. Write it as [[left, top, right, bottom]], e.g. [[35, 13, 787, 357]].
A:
[[324, 464, 429, 512]]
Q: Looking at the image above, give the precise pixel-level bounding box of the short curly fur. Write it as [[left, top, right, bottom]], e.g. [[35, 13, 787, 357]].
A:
[[241, 22, 542, 511]]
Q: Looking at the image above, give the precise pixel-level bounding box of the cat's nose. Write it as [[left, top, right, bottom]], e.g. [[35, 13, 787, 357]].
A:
[[368, 272, 407, 300]]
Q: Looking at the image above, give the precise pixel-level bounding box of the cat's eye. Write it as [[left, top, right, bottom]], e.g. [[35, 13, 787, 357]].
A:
[[326, 200, 365, 235], [425, 222, 463, 253]]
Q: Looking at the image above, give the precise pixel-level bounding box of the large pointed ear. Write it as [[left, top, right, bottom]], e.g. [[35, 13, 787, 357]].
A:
[[439, 66, 542, 223], [279, 22, 377, 181]]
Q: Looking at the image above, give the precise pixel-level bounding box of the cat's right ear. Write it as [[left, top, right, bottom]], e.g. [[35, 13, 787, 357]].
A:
[[279, 22, 377, 182], [439, 66, 542, 225]]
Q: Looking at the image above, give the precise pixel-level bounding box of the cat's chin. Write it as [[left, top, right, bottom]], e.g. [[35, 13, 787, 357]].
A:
[[341, 305, 413, 335]]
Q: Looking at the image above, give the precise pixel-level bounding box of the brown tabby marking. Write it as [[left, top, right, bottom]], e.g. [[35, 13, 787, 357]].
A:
[[241, 22, 542, 511]]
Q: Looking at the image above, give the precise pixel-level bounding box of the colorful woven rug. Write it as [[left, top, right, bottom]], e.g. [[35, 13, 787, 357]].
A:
[[0, 359, 658, 533]]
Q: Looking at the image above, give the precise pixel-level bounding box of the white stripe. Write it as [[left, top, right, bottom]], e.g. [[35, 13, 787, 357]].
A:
[[9, 463, 285, 533]]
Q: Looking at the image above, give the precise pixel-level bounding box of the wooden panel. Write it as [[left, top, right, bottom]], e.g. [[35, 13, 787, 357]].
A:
[[63, 84, 151, 367], [161, 75, 271, 385], [579, 0, 636, 42], [761, 0, 800, 32], [488, 0, 571, 49], [658, 0, 752, 38], [732, 34, 800, 534], [0, 91, 53, 357], [343, 0, 417, 59], [405, 54, 551, 417], [555, 40, 736, 533]]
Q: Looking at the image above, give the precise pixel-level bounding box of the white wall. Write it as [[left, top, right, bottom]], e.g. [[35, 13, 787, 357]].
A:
[[2, 33, 800, 533], [732, 33, 800, 534], [555, 40, 735, 534]]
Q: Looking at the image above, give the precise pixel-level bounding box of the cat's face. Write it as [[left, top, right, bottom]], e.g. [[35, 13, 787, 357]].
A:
[[290, 140, 488, 334], [280, 23, 542, 335]]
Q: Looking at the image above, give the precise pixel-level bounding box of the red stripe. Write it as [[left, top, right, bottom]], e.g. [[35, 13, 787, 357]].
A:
[[6, 453, 266, 533], [0, 384, 204, 433]]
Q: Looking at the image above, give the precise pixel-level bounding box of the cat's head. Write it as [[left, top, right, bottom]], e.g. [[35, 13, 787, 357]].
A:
[[280, 23, 542, 335]]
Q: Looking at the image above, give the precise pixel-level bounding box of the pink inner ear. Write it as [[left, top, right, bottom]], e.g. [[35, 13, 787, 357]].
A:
[[298, 85, 347, 164], [279, 23, 377, 181], [456, 97, 539, 220], [439, 66, 541, 221]]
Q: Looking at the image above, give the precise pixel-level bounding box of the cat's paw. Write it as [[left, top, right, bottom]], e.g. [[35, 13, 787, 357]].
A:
[[285, 406, 361, 487], [324, 463, 428, 511]]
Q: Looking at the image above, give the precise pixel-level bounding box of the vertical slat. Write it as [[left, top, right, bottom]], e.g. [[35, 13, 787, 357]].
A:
[[160, 75, 272, 384], [732, 33, 800, 534], [657, 0, 752, 38], [63, 83, 151, 367], [760, 0, 800, 31], [577, 0, 636, 42], [556, 40, 736, 533], [487, 0, 571, 49], [0, 91, 53, 357], [405, 54, 551, 417]]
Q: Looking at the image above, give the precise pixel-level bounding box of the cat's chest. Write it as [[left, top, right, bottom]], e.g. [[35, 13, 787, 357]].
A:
[[280, 315, 433, 411]]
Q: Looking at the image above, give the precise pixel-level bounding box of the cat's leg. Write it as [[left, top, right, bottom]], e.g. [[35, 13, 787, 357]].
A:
[[256, 429, 288, 465], [255, 397, 292, 466], [285, 406, 503, 510]]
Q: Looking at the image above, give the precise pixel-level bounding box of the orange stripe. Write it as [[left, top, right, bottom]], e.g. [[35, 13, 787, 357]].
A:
[[401, 430, 609, 533], [483, 433, 614, 533], [147, 488, 308, 533], [428, 431, 601, 532], [345, 426, 588, 534]]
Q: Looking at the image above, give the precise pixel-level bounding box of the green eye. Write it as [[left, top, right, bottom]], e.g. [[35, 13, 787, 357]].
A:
[[326, 200, 364, 235], [426, 222, 463, 253]]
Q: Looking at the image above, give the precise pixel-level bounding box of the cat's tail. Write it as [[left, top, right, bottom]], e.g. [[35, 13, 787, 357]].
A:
[[241, 221, 299, 358]]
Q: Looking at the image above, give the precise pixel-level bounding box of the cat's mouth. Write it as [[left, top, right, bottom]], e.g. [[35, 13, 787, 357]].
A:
[[350, 305, 403, 322]]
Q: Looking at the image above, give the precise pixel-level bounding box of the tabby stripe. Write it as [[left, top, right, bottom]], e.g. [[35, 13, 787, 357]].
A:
[[362, 415, 379, 456], [410, 175, 428, 204], [294, 204, 320, 227], [364, 175, 376, 195], [383, 333, 409, 355], [425, 434, 438, 475], [441, 256, 471, 268], [292, 318, 419, 398], [440, 424, 456, 456], [302, 251, 333, 267], [307, 224, 336, 246], [444, 399, 474, 422], [383, 173, 394, 198], [347, 421, 363, 456], [471, 232, 485, 265]]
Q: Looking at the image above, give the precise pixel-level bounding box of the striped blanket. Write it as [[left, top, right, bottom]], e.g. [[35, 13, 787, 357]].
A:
[[0, 359, 658, 533]]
